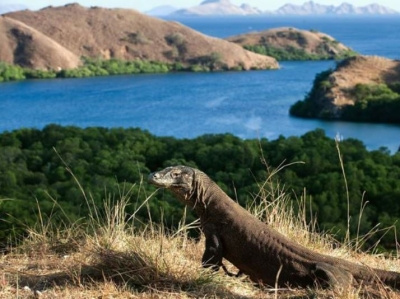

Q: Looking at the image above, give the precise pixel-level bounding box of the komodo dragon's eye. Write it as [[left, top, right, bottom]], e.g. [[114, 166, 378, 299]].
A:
[[171, 171, 181, 178]]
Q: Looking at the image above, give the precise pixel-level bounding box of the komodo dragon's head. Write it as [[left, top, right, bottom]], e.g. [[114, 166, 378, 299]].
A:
[[148, 165, 198, 204]]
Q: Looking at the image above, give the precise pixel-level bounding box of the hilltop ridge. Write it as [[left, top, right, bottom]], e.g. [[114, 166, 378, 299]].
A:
[[0, 16, 81, 70]]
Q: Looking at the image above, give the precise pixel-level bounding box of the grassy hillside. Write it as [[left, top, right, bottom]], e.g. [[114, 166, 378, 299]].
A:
[[1, 171, 399, 298]]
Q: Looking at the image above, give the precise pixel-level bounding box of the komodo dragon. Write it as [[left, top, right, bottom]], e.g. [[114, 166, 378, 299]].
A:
[[148, 165, 400, 290]]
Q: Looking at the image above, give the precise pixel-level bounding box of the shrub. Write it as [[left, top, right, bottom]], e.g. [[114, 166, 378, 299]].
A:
[[0, 62, 25, 81], [165, 33, 188, 61], [290, 69, 334, 118], [342, 83, 400, 123], [188, 52, 225, 71], [24, 69, 57, 79], [123, 32, 151, 45]]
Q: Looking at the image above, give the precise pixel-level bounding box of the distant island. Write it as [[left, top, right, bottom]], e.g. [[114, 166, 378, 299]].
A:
[[153, 0, 398, 16], [170, 0, 261, 16], [0, 4, 278, 82], [227, 27, 357, 61], [290, 55, 400, 123], [146, 5, 178, 16]]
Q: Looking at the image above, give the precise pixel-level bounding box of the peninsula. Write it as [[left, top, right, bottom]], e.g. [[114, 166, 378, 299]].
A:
[[290, 55, 400, 123], [227, 27, 357, 61]]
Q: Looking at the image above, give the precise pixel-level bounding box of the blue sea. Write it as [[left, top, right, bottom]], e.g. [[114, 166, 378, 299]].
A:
[[1, 16, 400, 151]]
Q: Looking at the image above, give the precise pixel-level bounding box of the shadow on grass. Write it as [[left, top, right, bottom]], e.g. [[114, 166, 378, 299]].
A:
[[9, 248, 257, 298]]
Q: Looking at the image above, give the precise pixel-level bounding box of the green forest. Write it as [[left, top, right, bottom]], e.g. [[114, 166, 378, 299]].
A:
[[1, 125, 400, 251]]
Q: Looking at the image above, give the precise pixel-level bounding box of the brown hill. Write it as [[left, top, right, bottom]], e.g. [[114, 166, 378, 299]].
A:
[[227, 27, 355, 60], [3, 3, 278, 70], [326, 55, 400, 107], [0, 16, 80, 69], [290, 55, 400, 120]]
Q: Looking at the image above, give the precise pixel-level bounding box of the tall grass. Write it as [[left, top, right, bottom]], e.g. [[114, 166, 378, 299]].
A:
[[1, 160, 399, 298], [0, 176, 260, 298]]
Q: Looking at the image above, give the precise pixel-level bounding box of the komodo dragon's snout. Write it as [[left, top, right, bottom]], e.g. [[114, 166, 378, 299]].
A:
[[148, 165, 196, 203], [148, 165, 400, 291]]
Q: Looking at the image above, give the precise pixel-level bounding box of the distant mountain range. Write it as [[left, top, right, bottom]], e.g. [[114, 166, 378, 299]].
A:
[[276, 2, 398, 15], [146, 5, 178, 16], [169, 0, 261, 16], [148, 0, 399, 16]]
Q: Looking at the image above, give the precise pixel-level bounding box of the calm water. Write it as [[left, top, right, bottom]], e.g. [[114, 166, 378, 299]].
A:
[[1, 16, 400, 151]]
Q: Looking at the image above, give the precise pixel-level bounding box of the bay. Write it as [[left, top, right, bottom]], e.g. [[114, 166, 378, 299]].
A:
[[1, 16, 400, 152]]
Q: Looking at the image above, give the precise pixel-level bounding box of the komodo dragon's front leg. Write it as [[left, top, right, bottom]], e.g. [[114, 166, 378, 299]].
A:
[[201, 223, 243, 277], [201, 223, 223, 271]]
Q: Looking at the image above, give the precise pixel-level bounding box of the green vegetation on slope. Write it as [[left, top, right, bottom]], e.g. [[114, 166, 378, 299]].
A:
[[342, 83, 400, 122], [244, 45, 356, 61], [0, 59, 171, 82], [1, 125, 400, 251], [290, 69, 334, 117], [240, 30, 357, 61], [0, 54, 233, 83], [290, 68, 400, 123]]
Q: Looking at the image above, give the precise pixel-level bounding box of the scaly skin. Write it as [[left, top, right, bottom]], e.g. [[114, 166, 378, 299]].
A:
[[148, 166, 400, 289]]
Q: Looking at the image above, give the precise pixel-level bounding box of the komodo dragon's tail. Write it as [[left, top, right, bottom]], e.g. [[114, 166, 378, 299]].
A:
[[374, 268, 400, 290]]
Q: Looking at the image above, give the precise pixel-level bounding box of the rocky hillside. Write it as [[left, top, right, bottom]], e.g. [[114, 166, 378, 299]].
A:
[[227, 27, 356, 61], [290, 55, 400, 121], [0, 16, 81, 70], [323, 56, 400, 106], [2, 4, 278, 71]]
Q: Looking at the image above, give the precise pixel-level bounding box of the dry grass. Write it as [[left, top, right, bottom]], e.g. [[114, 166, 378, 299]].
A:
[[1, 162, 400, 298]]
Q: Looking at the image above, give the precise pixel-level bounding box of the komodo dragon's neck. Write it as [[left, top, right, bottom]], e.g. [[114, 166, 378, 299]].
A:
[[179, 170, 237, 217], [188, 170, 223, 216]]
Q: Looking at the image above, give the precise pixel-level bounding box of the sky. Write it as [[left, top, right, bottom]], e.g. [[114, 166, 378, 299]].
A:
[[3, 0, 400, 12]]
